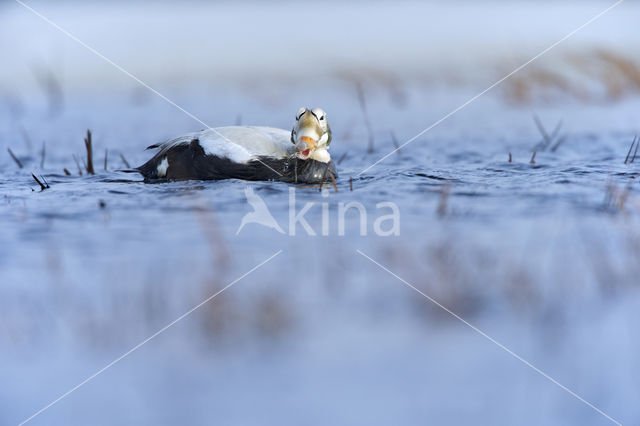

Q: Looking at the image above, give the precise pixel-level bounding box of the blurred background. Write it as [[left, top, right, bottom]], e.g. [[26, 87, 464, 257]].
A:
[[1, 1, 639, 425]]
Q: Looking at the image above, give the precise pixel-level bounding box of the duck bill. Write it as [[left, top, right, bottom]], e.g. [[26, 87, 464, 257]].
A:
[[295, 136, 318, 160]]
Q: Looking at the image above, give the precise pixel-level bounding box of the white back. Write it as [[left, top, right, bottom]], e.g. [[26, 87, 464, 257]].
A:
[[154, 126, 294, 164]]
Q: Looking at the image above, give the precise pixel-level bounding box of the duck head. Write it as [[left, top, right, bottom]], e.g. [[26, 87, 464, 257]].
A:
[[291, 107, 332, 163]]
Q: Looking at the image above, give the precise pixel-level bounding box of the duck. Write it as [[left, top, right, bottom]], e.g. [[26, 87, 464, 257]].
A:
[[133, 107, 337, 184]]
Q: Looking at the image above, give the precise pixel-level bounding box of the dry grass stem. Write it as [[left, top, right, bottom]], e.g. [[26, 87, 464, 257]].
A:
[[624, 136, 636, 164], [31, 173, 49, 191], [84, 129, 95, 174], [72, 154, 83, 175], [7, 148, 23, 168], [119, 153, 131, 168], [355, 81, 375, 153]]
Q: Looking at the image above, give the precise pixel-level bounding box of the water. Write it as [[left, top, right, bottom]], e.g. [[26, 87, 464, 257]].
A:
[[2, 2, 640, 425]]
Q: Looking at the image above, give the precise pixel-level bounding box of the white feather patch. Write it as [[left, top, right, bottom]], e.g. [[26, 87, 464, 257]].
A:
[[310, 148, 331, 163], [198, 137, 254, 163], [198, 127, 293, 163], [157, 157, 169, 177]]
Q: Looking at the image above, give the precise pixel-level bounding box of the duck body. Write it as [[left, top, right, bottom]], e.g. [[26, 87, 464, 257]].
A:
[[135, 126, 337, 184]]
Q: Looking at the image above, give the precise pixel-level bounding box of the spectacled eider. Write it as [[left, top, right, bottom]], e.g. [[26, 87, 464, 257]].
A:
[[133, 107, 337, 184]]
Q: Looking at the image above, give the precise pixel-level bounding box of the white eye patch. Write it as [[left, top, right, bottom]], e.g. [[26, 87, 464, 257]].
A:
[[311, 107, 326, 121], [296, 107, 307, 120]]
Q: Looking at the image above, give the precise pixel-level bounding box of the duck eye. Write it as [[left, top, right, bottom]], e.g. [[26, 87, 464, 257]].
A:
[[319, 116, 325, 121]]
